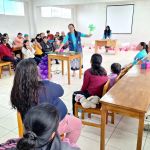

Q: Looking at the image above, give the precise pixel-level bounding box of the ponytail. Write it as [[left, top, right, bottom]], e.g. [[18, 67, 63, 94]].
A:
[[140, 42, 149, 54], [90, 54, 107, 76], [17, 131, 37, 150]]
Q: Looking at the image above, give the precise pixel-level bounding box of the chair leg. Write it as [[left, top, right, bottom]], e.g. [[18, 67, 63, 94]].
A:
[[0, 66, 2, 79], [111, 113, 115, 124], [106, 111, 108, 124], [75, 105, 79, 118], [81, 111, 85, 119], [88, 113, 91, 118], [8, 64, 12, 76]]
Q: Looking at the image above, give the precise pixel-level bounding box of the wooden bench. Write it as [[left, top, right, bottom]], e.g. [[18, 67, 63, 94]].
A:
[[0, 61, 12, 78], [75, 80, 115, 128]]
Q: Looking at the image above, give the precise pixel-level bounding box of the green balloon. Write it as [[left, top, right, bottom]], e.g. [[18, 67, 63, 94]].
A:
[[88, 24, 96, 32]]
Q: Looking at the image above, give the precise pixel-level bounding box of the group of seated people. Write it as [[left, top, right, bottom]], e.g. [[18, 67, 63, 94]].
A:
[[0, 30, 67, 68], [0, 29, 150, 149]]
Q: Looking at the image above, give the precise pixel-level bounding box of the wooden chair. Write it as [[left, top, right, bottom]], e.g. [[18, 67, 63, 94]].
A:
[[0, 61, 12, 79], [17, 112, 24, 137], [74, 80, 115, 128]]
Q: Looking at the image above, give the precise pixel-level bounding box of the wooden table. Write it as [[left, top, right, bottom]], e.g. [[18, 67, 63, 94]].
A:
[[95, 39, 118, 53], [100, 65, 150, 150], [48, 53, 82, 85]]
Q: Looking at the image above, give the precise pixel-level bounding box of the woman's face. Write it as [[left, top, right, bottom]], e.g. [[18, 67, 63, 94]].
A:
[[106, 26, 109, 31], [25, 41, 30, 46], [136, 44, 143, 51], [68, 25, 75, 32]]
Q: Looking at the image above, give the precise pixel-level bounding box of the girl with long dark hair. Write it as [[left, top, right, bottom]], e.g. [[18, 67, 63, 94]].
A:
[[17, 104, 80, 150], [132, 42, 149, 65], [57, 24, 92, 77], [10, 59, 82, 145], [103, 26, 111, 39], [72, 54, 108, 114], [22, 40, 41, 64]]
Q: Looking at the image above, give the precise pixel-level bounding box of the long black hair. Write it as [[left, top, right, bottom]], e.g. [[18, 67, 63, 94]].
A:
[[17, 104, 60, 150], [68, 24, 78, 38], [90, 54, 107, 76], [140, 42, 148, 54], [23, 40, 29, 49], [104, 26, 111, 39], [11, 59, 40, 119]]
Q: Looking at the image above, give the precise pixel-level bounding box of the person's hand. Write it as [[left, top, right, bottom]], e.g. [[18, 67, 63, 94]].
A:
[[55, 49, 60, 52], [88, 34, 92, 37]]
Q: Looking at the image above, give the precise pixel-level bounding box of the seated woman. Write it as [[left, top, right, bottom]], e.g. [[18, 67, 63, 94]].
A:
[[13, 33, 24, 48], [0, 37, 20, 67], [132, 42, 148, 65], [31, 38, 43, 58], [40, 36, 54, 54], [22, 40, 41, 64], [72, 54, 108, 114], [0, 104, 80, 150], [11, 59, 82, 145]]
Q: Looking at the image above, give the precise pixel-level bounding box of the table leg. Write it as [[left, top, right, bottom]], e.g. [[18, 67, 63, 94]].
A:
[[79, 56, 82, 79], [62, 60, 64, 75], [136, 113, 145, 150], [95, 42, 98, 53], [48, 56, 51, 80], [100, 104, 107, 150], [67, 60, 70, 85]]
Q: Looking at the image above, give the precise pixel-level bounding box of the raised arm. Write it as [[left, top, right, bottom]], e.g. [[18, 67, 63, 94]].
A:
[[81, 33, 92, 38]]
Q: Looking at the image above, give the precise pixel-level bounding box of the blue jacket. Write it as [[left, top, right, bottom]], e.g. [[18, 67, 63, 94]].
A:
[[68, 32, 82, 53], [38, 80, 67, 120]]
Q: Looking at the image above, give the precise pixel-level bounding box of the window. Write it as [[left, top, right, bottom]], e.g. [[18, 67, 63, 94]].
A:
[[0, 0, 25, 16], [41, 6, 72, 19], [0, 0, 4, 14], [41, 7, 52, 17], [4, 0, 25, 16]]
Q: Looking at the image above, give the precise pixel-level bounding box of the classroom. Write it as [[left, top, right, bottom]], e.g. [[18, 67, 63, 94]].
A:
[[0, 0, 150, 150]]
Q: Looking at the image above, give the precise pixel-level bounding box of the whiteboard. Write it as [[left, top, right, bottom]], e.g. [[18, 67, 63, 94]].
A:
[[106, 4, 134, 34]]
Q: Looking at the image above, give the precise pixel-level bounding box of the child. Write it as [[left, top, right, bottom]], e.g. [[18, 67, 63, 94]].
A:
[[72, 54, 108, 114], [132, 42, 148, 65], [108, 63, 121, 88], [13, 33, 23, 48], [22, 40, 41, 64]]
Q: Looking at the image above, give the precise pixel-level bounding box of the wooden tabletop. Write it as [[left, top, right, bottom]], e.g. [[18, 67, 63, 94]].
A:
[[100, 65, 150, 113], [48, 52, 81, 60]]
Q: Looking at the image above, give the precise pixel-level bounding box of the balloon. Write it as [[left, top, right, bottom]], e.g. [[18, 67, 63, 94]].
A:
[[88, 24, 96, 33], [44, 70, 48, 75]]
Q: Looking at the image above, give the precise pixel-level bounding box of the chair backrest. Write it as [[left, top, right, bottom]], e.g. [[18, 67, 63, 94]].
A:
[[102, 80, 110, 96], [17, 112, 24, 137]]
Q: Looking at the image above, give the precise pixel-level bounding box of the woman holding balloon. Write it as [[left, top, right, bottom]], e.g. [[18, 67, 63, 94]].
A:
[[57, 24, 92, 77]]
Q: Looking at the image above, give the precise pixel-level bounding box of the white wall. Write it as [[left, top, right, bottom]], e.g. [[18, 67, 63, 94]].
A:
[[34, 6, 76, 35], [0, 2, 31, 39], [76, 1, 150, 44]]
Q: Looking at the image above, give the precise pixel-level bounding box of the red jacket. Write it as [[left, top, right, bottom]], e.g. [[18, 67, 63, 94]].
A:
[[81, 69, 108, 97], [0, 44, 13, 59]]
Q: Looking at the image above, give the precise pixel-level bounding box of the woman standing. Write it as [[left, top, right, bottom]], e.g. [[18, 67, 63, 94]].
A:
[[103, 26, 112, 53], [103, 26, 112, 39], [57, 24, 92, 77]]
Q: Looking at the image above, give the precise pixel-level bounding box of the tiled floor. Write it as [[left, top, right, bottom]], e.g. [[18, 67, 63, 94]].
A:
[[0, 48, 149, 150]]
